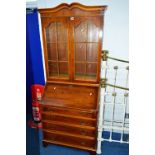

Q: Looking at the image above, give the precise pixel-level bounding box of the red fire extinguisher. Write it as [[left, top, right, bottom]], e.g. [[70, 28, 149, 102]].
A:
[[32, 101, 41, 123], [29, 84, 44, 128], [31, 85, 44, 101]]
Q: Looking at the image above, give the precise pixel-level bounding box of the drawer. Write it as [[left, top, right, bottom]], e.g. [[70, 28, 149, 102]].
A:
[[42, 84, 99, 109], [42, 112, 96, 127], [43, 130, 96, 149], [42, 121, 96, 137], [41, 105, 97, 118]]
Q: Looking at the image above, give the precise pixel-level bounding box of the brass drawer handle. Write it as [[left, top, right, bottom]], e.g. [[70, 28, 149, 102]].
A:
[[89, 92, 93, 96], [63, 117, 68, 121], [81, 141, 86, 145], [81, 130, 86, 135], [80, 121, 85, 125], [70, 17, 74, 20], [79, 111, 87, 115], [63, 126, 68, 130]]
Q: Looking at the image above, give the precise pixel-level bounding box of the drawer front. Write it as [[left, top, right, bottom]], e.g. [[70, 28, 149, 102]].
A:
[[42, 121, 96, 137], [43, 84, 99, 109], [41, 105, 97, 118], [43, 131, 96, 148], [42, 113, 96, 127]]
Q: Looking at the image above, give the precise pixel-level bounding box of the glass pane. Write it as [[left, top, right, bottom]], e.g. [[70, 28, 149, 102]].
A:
[[46, 23, 56, 43], [46, 21, 69, 79], [88, 22, 99, 42], [59, 62, 68, 77], [74, 19, 99, 81], [87, 43, 98, 62], [57, 23, 68, 42], [58, 43, 68, 61], [75, 43, 86, 61], [75, 63, 97, 80], [86, 63, 97, 79], [74, 22, 87, 42], [48, 62, 58, 77], [47, 43, 57, 60], [75, 63, 85, 77]]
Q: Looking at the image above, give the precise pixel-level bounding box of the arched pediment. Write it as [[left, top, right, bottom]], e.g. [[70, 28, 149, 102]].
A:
[[39, 3, 107, 17]]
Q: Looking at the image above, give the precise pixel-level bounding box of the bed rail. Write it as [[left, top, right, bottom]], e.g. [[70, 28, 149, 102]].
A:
[[97, 50, 129, 154]]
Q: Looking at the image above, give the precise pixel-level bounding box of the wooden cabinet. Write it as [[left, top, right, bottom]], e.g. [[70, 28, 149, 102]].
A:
[[39, 3, 107, 155]]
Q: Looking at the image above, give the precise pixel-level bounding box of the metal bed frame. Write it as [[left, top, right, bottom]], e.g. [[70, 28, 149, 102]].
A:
[[97, 50, 129, 154]]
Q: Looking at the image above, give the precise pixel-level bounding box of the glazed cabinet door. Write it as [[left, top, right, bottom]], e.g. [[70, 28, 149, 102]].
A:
[[42, 18, 70, 81], [71, 17, 102, 82]]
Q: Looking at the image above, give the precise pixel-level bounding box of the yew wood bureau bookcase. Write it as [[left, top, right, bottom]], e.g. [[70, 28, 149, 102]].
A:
[[39, 3, 107, 155]]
